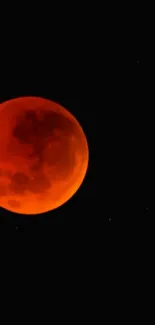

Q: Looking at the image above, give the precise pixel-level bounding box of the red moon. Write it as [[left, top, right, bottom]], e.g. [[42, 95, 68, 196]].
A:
[[0, 97, 89, 215]]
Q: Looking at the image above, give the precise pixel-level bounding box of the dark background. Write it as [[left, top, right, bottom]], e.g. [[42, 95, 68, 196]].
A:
[[0, 13, 149, 232], [0, 10, 151, 325], [0, 55, 97, 230], [0, 58, 149, 232]]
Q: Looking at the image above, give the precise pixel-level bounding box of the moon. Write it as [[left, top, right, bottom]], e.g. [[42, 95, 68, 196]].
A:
[[0, 97, 89, 215]]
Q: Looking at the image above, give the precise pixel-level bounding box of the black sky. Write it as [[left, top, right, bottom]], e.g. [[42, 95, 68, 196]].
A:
[[0, 60, 97, 229], [0, 30, 149, 232]]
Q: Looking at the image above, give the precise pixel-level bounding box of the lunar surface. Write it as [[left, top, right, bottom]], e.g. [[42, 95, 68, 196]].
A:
[[0, 97, 89, 214]]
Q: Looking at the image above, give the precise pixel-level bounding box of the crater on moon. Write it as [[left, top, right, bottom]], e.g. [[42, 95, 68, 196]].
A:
[[9, 172, 30, 194], [8, 170, 52, 197]]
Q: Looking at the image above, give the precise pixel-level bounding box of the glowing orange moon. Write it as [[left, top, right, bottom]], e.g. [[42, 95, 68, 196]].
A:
[[0, 97, 89, 215]]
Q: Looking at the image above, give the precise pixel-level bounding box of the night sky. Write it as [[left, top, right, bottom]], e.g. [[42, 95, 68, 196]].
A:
[[0, 13, 151, 325], [0, 42, 149, 232]]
